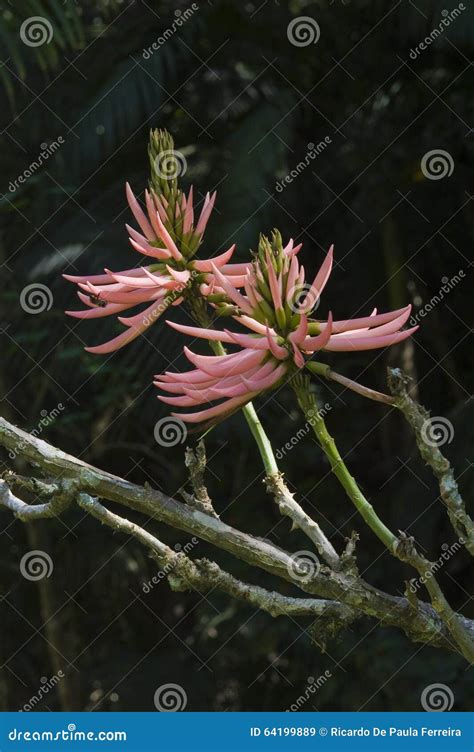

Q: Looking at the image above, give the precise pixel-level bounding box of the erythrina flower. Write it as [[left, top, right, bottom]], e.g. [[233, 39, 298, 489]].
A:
[[155, 231, 418, 424], [63, 182, 248, 354]]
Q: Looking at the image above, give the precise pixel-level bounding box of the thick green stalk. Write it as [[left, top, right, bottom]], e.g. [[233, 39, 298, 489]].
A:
[[292, 375, 397, 551]]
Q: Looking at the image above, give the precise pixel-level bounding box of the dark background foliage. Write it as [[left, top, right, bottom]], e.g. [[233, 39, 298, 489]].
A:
[[0, 0, 472, 712]]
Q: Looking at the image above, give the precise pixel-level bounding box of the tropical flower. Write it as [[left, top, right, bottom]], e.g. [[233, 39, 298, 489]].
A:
[[63, 183, 247, 353], [155, 232, 417, 424]]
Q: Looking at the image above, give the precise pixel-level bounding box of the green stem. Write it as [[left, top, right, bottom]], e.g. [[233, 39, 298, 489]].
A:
[[209, 339, 278, 475], [292, 376, 397, 551]]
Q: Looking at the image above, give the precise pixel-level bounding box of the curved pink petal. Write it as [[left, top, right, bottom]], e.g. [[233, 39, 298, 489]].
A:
[[118, 296, 167, 327], [265, 325, 288, 360], [324, 326, 418, 352], [211, 264, 252, 313], [167, 321, 235, 343], [303, 312, 334, 352], [184, 346, 263, 377], [195, 191, 216, 235], [171, 392, 257, 424], [321, 305, 409, 334], [84, 298, 168, 354], [331, 306, 412, 340], [192, 245, 236, 271], [65, 302, 132, 319], [126, 183, 155, 240]]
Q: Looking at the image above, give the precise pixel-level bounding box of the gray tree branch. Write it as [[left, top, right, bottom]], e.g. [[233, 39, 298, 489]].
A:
[[0, 416, 472, 657]]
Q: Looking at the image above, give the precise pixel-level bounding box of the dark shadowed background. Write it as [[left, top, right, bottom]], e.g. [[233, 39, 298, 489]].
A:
[[0, 0, 473, 712]]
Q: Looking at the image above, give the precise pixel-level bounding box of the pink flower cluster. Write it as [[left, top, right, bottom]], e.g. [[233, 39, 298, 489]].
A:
[[155, 238, 416, 424], [65, 177, 417, 426]]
